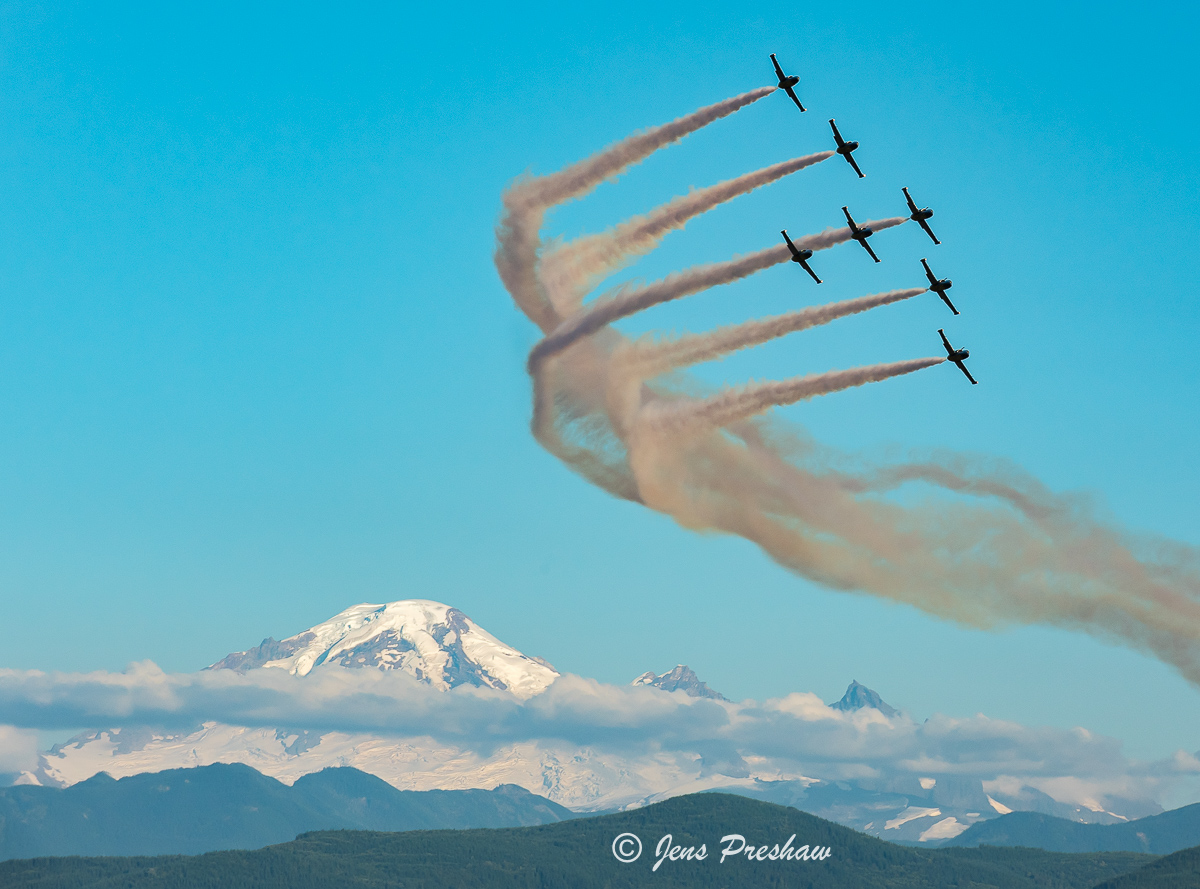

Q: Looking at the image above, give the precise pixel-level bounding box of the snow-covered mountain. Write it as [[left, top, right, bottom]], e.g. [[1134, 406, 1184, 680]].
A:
[[632, 665, 729, 701], [208, 600, 558, 699], [23, 600, 1152, 837]]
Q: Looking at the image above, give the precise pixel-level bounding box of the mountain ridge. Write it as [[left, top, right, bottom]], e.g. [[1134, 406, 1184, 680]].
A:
[[0, 761, 575, 861], [948, 803, 1200, 854], [0, 791, 1158, 889], [631, 664, 730, 701]]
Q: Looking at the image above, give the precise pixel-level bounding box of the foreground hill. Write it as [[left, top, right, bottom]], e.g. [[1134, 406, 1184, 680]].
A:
[[0, 792, 1154, 889], [949, 803, 1200, 854], [1094, 845, 1200, 888], [0, 762, 573, 860]]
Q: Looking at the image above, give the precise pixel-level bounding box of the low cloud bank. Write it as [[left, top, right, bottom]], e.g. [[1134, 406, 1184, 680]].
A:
[[0, 725, 38, 774], [3, 664, 1197, 810]]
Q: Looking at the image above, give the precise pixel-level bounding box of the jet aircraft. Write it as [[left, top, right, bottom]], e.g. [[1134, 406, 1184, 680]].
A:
[[781, 230, 821, 283], [903, 187, 940, 245], [841, 206, 880, 262], [770, 54, 805, 112], [829, 119, 864, 178], [938, 329, 977, 384], [921, 258, 958, 315]]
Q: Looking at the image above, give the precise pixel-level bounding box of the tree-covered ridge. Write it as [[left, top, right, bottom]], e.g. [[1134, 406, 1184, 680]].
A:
[[0, 792, 1160, 889], [0, 762, 574, 860]]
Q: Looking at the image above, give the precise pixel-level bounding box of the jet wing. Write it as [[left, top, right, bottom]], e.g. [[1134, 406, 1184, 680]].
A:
[[938, 328, 953, 354], [902, 187, 918, 214], [783, 86, 805, 112], [955, 360, 978, 385], [800, 259, 822, 284], [939, 292, 960, 315], [847, 154, 865, 178], [918, 218, 940, 244], [921, 259, 938, 286], [860, 239, 880, 263], [781, 229, 799, 255], [841, 206, 858, 231], [829, 119, 844, 146], [771, 54, 786, 81]]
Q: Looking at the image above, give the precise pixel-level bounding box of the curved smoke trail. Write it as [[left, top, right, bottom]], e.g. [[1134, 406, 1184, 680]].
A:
[[494, 88, 1200, 687], [495, 86, 775, 332], [621, 287, 928, 378], [539, 150, 835, 313], [529, 218, 907, 365]]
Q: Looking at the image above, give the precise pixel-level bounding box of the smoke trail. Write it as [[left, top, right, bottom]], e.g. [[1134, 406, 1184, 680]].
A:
[[540, 151, 836, 313], [495, 87, 775, 332], [647, 358, 945, 431], [495, 89, 1200, 694], [530, 217, 908, 366], [531, 245, 784, 365], [623, 287, 928, 378], [506, 87, 775, 213]]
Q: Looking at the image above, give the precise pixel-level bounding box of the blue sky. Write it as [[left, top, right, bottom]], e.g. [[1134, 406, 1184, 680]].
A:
[[0, 1, 1198, 763]]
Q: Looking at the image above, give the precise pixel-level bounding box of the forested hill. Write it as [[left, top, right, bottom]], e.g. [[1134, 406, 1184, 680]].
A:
[[0, 763, 574, 860], [0, 792, 1163, 889]]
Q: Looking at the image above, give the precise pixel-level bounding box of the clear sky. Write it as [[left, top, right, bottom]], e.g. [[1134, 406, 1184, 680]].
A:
[[1, 1, 1198, 763]]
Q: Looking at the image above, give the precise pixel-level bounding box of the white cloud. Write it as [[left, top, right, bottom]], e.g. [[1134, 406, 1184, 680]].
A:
[[1, 663, 1194, 811], [0, 725, 39, 773]]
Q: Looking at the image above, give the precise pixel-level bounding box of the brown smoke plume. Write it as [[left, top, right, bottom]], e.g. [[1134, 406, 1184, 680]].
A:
[[529, 217, 908, 365], [623, 287, 928, 378], [494, 88, 1200, 688], [646, 358, 945, 431], [494, 87, 774, 333], [539, 151, 836, 313]]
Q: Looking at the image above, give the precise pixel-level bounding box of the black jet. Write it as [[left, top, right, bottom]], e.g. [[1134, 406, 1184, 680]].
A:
[[770, 54, 806, 112], [781, 230, 821, 283], [938, 329, 977, 385], [842, 206, 880, 263], [903, 187, 940, 245], [921, 258, 958, 315], [829, 119, 864, 178]]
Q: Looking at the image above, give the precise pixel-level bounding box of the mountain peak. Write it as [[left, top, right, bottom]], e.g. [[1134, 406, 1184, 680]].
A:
[[631, 665, 729, 701], [208, 599, 558, 699], [830, 680, 896, 716]]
